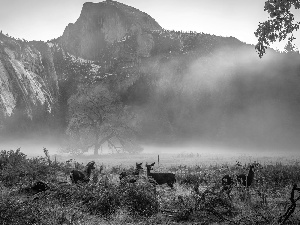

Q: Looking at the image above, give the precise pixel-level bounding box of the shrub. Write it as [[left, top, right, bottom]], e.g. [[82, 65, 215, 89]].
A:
[[50, 182, 121, 217], [0, 197, 40, 224], [0, 149, 30, 187], [83, 183, 121, 217], [0, 148, 72, 187], [119, 178, 158, 217], [0, 193, 86, 225]]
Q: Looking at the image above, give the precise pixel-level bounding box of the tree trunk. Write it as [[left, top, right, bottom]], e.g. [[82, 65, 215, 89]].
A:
[[94, 143, 100, 155], [93, 132, 114, 155]]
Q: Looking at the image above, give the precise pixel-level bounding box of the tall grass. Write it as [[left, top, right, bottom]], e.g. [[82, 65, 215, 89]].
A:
[[1, 148, 300, 224]]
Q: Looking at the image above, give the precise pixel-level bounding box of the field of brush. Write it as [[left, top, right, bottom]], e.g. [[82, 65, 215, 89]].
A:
[[1, 147, 300, 224]]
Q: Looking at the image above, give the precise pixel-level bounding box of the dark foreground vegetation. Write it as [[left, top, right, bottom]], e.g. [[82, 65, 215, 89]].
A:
[[1, 148, 300, 224]]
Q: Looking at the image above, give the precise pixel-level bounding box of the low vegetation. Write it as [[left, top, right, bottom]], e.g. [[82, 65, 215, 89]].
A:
[[1, 148, 300, 224]]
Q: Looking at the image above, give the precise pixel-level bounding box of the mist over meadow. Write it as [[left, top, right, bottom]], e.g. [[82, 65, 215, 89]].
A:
[[126, 43, 300, 155], [0, 1, 299, 158]]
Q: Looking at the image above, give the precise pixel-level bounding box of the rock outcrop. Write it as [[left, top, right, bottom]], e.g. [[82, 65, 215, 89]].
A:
[[59, 0, 162, 60]]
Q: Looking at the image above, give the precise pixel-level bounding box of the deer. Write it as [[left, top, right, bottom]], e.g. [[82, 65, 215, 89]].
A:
[[236, 164, 255, 187], [146, 162, 176, 188], [221, 174, 234, 200], [119, 162, 143, 183], [70, 161, 96, 184], [19, 181, 50, 195], [221, 164, 255, 187], [221, 164, 255, 200]]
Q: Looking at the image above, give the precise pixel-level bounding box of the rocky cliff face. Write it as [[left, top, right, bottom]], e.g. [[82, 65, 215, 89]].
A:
[[0, 34, 59, 120], [59, 0, 161, 60]]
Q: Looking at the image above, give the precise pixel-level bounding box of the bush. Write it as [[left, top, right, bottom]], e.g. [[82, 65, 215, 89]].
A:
[[0, 194, 86, 225], [49, 182, 121, 217], [119, 177, 158, 217], [0, 148, 72, 187], [67, 177, 158, 218], [83, 183, 121, 217], [0, 197, 39, 224], [0, 149, 30, 187]]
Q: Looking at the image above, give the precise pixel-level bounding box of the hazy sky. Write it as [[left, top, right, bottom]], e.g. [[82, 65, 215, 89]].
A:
[[0, 0, 299, 51]]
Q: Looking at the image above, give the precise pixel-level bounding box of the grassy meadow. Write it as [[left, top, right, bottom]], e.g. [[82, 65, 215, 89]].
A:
[[1, 145, 300, 224]]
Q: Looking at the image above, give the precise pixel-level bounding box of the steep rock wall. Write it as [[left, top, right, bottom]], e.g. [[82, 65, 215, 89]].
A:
[[60, 0, 161, 60], [0, 35, 59, 119]]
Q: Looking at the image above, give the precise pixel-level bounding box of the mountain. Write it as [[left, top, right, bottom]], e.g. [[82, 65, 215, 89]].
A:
[[0, 0, 300, 150], [59, 0, 162, 60]]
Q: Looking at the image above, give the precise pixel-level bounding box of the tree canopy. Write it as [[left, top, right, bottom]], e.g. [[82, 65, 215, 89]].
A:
[[65, 84, 142, 155], [255, 0, 300, 57]]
